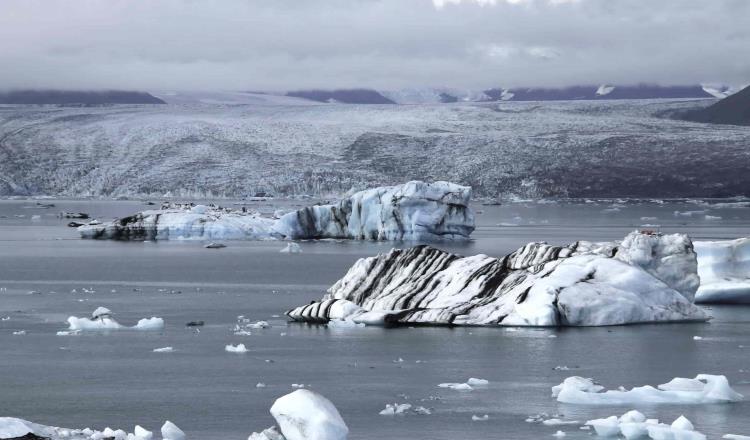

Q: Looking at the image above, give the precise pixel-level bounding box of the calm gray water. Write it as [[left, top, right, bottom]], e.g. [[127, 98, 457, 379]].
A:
[[1, 198, 749, 439]]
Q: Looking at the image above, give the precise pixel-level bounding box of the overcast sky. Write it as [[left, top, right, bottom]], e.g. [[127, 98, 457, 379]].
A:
[[1, 0, 748, 92]]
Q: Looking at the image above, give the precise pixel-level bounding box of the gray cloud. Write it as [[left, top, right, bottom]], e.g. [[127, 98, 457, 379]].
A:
[[0, 0, 748, 91]]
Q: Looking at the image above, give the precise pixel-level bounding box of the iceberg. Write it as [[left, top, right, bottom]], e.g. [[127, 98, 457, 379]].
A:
[[274, 181, 474, 241], [78, 181, 475, 242], [78, 203, 278, 241], [267, 389, 348, 440], [694, 238, 750, 303], [287, 231, 707, 327], [553, 374, 743, 405], [585, 411, 707, 440], [0, 417, 157, 440], [66, 307, 164, 331]]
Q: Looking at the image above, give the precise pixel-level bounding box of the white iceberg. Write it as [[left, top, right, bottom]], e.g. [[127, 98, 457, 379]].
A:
[[66, 308, 164, 331], [79, 181, 475, 242], [694, 238, 750, 303], [268, 389, 348, 440], [287, 231, 707, 327], [586, 411, 707, 440], [274, 181, 474, 241], [0, 417, 156, 440], [280, 242, 302, 253], [553, 374, 743, 405], [161, 421, 186, 440], [226, 343, 248, 353]]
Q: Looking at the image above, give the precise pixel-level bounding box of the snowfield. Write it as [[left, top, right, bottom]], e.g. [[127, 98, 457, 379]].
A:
[[1, 99, 749, 199]]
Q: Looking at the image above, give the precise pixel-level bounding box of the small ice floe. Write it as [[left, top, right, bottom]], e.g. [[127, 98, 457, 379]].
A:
[[554, 366, 573, 371], [153, 347, 174, 353], [31, 215, 42, 221], [472, 414, 489, 421], [12, 330, 26, 335], [327, 319, 365, 328], [542, 419, 580, 426], [379, 403, 411, 415], [280, 242, 302, 253], [0, 417, 156, 440], [256, 383, 267, 388], [134, 425, 153, 439], [552, 431, 566, 438], [467, 378, 489, 386], [438, 382, 473, 391], [641, 216, 659, 221], [56, 330, 81, 336], [674, 210, 707, 218], [724, 435, 750, 439], [204, 242, 226, 249], [705, 215, 722, 221], [291, 384, 306, 389], [161, 421, 185, 440], [586, 411, 707, 440], [1, 316, 9, 321], [601, 207, 621, 213], [248, 320, 270, 329], [225, 343, 248, 353], [394, 358, 404, 363], [552, 374, 743, 404], [693, 336, 704, 340], [66, 307, 164, 331]]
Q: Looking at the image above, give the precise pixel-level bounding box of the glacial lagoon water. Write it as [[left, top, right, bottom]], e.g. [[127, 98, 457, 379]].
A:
[[1, 198, 749, 439]]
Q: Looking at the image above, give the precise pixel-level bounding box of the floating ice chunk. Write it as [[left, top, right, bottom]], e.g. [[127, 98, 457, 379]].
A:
[[56, 330, 81, 336], [256, 383, 267, 388], [705, 215, 722, 221], [226, 343, 248, 353], [67, 308, 164, 331], [694, 238, 750, 303], [472, 414, 489, 421], [12, 330, 26, 335], [270, 389, 348, 440], [543, 419, 579, 426], [31, 214, 42, 221], [161, 421, 185, 440], [153, 347, 174, 353], [586, 416, 621, 436], [724, 435, 750, 440], [379, 403, 412, 415], [280, 243, 302, 253], [288, 231, 706, 327], [554, 374, 743, 405], [466, 378, 489, 386], [438, 383, 473, 391], [133, 424, 153, 439]]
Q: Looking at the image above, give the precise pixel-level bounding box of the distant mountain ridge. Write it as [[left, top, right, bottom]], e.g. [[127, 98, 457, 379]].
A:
[[0, 90, 166, 105], [682, 85, 750, 126], [280, 84, 732, 104]]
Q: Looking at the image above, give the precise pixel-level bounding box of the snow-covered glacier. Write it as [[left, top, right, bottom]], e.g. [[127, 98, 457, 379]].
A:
[[287, 231, 707, 327], [694, 238, 750, 303], [78, 181, 474, 241]]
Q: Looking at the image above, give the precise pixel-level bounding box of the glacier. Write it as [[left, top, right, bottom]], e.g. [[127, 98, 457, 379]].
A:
[[2, 99, 750, 200], [78, 181, 474, 241], [694, 238, 750, 303], [287, 231, 707, 327]]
